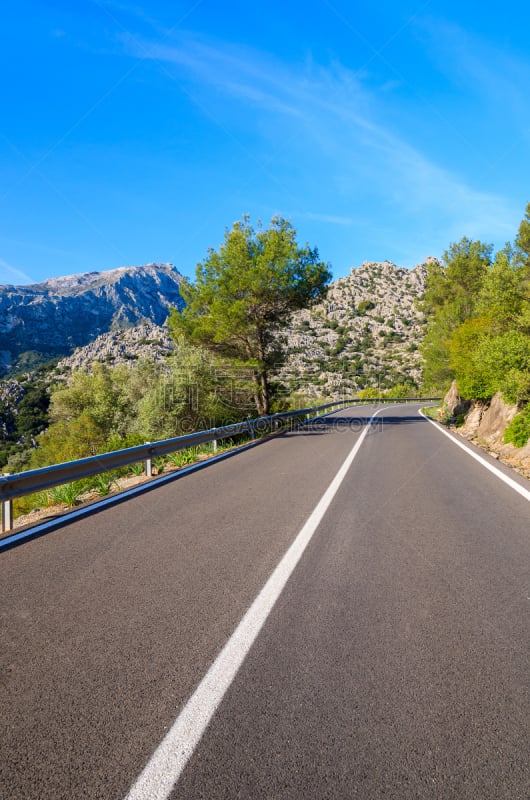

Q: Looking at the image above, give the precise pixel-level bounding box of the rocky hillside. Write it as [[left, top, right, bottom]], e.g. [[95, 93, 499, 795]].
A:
[[0, 263, 184, 376], [1, 259, 432, 397], [44, 260, 430, 393], [0, 380, 25, 437], [55, 322, 175, 374], [276, 259, 431, 398]]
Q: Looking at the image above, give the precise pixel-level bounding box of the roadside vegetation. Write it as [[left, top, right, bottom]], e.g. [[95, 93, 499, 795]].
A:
[[1, 218, 334, 523], [420, 201, 530, 447], [11, 434, 259, 522], [6, 340, 262, 520]]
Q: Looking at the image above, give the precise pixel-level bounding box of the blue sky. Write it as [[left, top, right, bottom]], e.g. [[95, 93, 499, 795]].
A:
[[1, 0, 530, 285]]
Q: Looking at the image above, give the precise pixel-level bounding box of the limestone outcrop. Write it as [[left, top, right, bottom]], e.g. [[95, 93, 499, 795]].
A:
[[442, 385, 530, 478]]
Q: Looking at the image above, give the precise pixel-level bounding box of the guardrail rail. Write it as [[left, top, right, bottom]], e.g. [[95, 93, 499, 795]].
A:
[[0, 397, 440, 533]]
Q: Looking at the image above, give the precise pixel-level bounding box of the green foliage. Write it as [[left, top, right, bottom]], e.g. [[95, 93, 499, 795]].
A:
[[422, 405, 441, 420], [356, 299, 375, 315], [49, 480, 86, 507], [169, 215, 331, 415], [504, 406, 530, 448], [5, 448, 33, 473], [421, 209, 530, 404], [49, 362, 136, 438], [165, 446, 206, 468], [128, 462, 145, 476], [384, 382, 417, 398], [514, 201, 530, 267], [15, 382, 50, 437], [420, 237, 492, 391], [357, 387, 381, 399], [0, 376, 53, 469], [25, 339, 258, 475], [136, 340, 254, 439], [90, 473, 117, 496]]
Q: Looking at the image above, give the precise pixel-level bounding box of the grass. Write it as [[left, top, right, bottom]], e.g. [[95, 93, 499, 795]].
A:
[[128, 462, 144, 476], [504, 406, 530, 448], [49, 480, 87, 507], [421, 405, 441, 420], [90, 473, 117, 496]]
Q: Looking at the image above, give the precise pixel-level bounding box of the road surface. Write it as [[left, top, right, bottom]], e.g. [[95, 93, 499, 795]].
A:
[[1, 404, 528, 799]]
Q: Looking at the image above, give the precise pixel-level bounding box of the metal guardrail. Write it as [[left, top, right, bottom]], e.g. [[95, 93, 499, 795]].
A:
[[0, 397, 440, 533]]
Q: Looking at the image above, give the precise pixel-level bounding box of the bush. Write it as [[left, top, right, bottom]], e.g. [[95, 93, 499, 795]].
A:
[[504, 406, 530, 448], [356, 300, 375, 316]]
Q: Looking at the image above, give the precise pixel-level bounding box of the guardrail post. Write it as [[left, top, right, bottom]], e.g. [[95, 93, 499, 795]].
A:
[[248, 422, 255, 440], [144, 443, 152, 477], [2, 498, 13, 533], [212, 437, 218, 453]]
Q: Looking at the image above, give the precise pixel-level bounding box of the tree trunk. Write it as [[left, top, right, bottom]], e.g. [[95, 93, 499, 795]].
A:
[[252, 370, 270, 416], [259, 370, 270, 415]]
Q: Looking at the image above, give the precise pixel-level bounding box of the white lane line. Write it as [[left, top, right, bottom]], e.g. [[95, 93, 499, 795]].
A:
[[124, 407, 386, 800], [419, 409, 530, 503]]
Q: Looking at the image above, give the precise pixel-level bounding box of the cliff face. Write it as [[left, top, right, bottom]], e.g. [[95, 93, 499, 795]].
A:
[[0, 263, 184, 375]]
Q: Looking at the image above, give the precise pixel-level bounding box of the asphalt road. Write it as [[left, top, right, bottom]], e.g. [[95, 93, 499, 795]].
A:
[[0, 404, 528, 799]]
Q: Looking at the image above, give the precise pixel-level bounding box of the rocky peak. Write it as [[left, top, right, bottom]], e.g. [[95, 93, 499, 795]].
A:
[[0, 263, 185, 375]]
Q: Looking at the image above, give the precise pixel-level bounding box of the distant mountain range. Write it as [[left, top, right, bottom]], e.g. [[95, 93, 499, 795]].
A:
[[0, 258, 435, 396], [14, 258, 434, 400], [0, 263, 184, 375]]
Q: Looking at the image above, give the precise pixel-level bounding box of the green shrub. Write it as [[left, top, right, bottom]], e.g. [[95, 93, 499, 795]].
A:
[[504, 406, 530, 448], [49, 480, 87, 507], [90, 473, 116, 496], [129, 462, 144, 476], [357, 300, 375, 315]]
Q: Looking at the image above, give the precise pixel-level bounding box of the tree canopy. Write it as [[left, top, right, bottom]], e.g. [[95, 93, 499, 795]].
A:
[[169, 216, 332, 415], [420, 204, 530, 405]]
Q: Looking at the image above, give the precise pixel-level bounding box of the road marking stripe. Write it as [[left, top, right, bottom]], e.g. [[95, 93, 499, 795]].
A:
[[124, 408, 385, 800], [419, 410, 530, 502]]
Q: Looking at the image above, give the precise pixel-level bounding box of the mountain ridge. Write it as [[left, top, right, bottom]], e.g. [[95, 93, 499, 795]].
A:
[[41, 258, 434, 398], [0, 263, 184, 375]]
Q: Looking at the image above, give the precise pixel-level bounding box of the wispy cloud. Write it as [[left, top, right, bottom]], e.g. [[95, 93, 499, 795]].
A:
[[120, 30, 519, 258], [0, 258, 33, 285]]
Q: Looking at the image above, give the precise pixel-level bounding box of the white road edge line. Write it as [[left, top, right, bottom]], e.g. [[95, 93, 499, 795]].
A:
[[419, 409, 530, 502], [124, 406, 387, 800]]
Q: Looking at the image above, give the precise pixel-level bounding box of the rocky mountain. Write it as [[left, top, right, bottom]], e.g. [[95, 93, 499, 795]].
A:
[[55, 322, 175, 374], [42, 259, 432, 398], [0, 263, 184, 376], [275, 259, 431, 398]]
